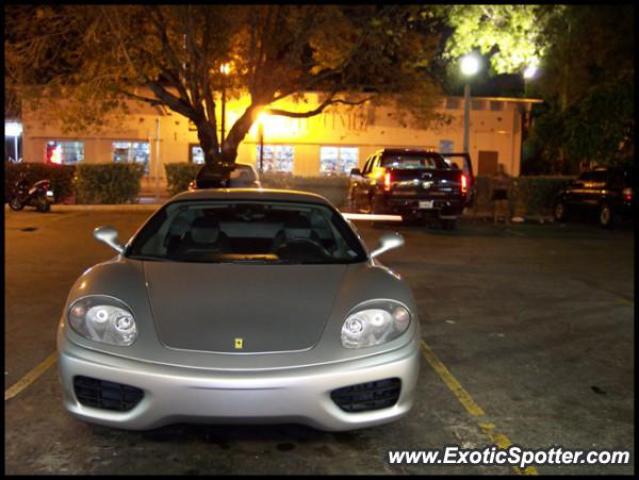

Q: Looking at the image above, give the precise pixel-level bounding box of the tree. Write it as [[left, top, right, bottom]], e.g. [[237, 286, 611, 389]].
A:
[[442, 4, 634, 173], [443, 5, 553, 75], [5, 5, 443, 165]]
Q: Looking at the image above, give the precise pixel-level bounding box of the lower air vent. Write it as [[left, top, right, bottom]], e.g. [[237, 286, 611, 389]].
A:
[[73, 376, 144, 412], [331, 377, 401, 413]]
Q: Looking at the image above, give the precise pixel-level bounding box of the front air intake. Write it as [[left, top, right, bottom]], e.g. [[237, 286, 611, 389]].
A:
[[73, 376, 144, 412], [331, 378, 401, 413]]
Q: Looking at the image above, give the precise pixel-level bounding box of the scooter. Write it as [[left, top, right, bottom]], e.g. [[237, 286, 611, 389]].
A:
[[8, 178, 54, 212]]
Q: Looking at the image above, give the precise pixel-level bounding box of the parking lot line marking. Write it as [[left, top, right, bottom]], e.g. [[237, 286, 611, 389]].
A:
[[5, 351, 57, 402], [420, 340, 538, 476], [419, 340, 485, 417]]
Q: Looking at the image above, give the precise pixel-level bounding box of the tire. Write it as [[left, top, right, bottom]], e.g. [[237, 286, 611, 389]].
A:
[[441, 218, 458, 230], [36, 198, 51, 213], [554, 201, 568, 222], [599, 203, 615, 229], [9, 197, 24, 211]]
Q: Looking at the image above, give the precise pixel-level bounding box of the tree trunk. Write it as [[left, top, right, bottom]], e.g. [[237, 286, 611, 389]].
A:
[[221, 105, 262, 164], [195, 119, 221, 165]]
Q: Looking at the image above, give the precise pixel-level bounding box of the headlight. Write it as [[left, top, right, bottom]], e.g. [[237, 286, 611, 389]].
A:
[[341, 300, 411, 348], [67, 296, 138, 346]]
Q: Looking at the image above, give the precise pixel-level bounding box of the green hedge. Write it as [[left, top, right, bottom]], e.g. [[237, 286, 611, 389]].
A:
[[74, 164, 144, 204], [162, 163, 572, 216], [469, 175, 573, 217], [164, 163, 201, 196], [4, 162, 76, 202], [261, 173, 350, 207], [512, 176, 573, 217], [164, 163, 350, 207]]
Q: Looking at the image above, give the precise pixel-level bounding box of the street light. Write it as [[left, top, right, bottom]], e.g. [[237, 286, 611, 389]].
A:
[[460, 53, 481, 154], [523, 58, 539, 97], [220, 62, 231, 155]]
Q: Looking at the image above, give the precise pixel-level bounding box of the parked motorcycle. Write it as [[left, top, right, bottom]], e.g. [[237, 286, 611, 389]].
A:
[[8, 178, 54, 212]]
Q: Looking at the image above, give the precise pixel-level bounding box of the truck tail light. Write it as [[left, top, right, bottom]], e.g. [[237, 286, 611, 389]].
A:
[[460, 174, 468, 194], [622, 187, 633, 202], [384, 171, 392, 192]]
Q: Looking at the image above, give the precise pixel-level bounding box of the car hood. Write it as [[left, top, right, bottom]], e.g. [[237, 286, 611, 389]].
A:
[[143, 262, 347, 353]]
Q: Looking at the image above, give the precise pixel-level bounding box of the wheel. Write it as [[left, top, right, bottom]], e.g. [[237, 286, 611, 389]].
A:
[[9, 197, 24, 211], [441, 218, 458, 230], [36, 198, 51, 213], [554, 201, 568, 222], [599, 203, 615, 228]]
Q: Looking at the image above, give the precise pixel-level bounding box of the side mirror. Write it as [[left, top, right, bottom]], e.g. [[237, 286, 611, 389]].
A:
[[350, 168, 362, 177], [370, 232, 404, 259], [93, 226, 124, 254]]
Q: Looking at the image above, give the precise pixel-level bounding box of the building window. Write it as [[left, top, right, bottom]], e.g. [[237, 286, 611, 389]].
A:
[[446, 98, 461, 110], [45, 141, 84, 165], [319, 147, 359, 175], [113, 141, 150, 175], [190, 144, 206, 164], [255, 145, 294, 173], [490, 100, 504, 111]]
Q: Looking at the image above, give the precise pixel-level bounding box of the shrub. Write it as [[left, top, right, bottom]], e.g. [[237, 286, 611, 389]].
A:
[[4, 162, 76, 202], [74, 164, 144, 204], [164, 163, 201, 196], [163, 163, 351, 207], [261, 173, 350, 207], [512, 176, 573, 217], [468, 175, 573, 218]]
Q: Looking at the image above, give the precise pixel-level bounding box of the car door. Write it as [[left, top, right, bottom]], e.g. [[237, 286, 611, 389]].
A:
[[350, 156, 371, 210], [564, 172, 589, 208], [581, 170, 607, 209], [361, 154, 380, 211]]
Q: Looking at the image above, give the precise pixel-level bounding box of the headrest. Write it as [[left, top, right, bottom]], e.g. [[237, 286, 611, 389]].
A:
[[169, 216, 191, 235], [284, 214, 312, 239], [190, 216, 220, 244]]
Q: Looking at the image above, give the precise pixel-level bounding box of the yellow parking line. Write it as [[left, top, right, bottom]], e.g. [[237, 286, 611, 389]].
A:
[[420, 340, 538, 475], [5, 351, 57, 401]]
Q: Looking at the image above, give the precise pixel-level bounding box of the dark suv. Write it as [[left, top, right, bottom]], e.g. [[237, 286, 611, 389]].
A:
[[553, 166, 634, 228], [347, 148, 474, 229]]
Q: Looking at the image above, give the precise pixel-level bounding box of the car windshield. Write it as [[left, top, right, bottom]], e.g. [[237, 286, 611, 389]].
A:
[[126, 200, 367, 264], [381, 153, 447, 169]]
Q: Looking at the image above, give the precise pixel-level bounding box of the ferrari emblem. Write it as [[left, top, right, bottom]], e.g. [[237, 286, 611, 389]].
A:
[[234, 338, 244, 349]]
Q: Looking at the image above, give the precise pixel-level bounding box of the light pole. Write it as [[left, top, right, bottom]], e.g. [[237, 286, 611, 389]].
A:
[[220, 63, 231, 156], [258, 121, 264, 173], [460, 53, 480, 154], [520, 61, 539, 175]]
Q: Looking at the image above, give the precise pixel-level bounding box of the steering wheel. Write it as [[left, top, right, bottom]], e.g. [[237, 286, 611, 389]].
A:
[[276, 238, 331, 260]]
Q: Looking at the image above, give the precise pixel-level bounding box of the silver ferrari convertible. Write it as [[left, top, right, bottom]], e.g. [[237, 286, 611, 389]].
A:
[[57, 188, 420, 431]]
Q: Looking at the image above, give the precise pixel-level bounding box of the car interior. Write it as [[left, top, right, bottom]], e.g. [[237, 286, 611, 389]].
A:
[[135, 202, 361, 263]]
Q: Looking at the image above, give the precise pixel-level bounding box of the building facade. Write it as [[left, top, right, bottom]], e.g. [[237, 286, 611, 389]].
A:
[[19, 92, 541, 183]]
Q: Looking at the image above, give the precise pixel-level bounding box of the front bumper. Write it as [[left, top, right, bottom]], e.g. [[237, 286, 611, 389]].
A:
[[58, 338, 420, 431]]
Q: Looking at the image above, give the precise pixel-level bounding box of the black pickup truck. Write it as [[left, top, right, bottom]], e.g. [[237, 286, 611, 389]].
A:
[[347, 148, 475, 229]]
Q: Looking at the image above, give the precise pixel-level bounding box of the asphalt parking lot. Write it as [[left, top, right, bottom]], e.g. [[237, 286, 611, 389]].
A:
[[4, 207, 634, 474]]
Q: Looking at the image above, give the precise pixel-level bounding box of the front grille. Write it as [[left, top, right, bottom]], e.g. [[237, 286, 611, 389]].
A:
[[331, 378, 401, 413], [73, 376, 144, 412]]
